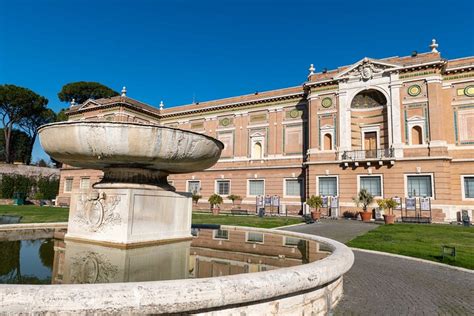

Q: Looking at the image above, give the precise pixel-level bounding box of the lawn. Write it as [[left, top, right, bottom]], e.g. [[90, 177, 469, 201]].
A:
[[347, 223, 474, 270], [0, 206, 303, 229], [0, 205, 70, 223], [192, 212, 303, 228]]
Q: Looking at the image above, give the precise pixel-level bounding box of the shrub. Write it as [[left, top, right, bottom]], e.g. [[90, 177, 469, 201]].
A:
[[208, 194, 223, 208], [37, 177, 59, 200], [353, 189, 374, 212], [306, 195, 323, 211], [227, 194, 242, 203], [192, 193, 202, 205], [343, 211, 357, 219], [0, 175, 58, 200]]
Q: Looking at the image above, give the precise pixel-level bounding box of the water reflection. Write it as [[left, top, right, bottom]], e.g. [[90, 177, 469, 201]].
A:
[[1, 229, 330, 285], [0, 239, 52, 284]]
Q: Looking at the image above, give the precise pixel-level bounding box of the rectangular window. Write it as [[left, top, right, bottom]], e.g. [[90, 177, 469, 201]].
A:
[[216, 180, 230, 195], [248, 179, 264, 196], [319, 177, 337, 196], [284, 237, 301, 247], [64, 178, 73, 193], [187, 180, 201, 194], [464, 177, 474, 199], [407, 175, 432, 197], [285, 179, 302, 197], [213, 229, 229, 240], [360, 176, 382, 196], [246, 232, 264, 243], [80, 177, 90, 190]]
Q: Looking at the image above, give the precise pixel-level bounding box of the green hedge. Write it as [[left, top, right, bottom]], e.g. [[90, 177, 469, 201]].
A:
[[0, 175, 59, 200]]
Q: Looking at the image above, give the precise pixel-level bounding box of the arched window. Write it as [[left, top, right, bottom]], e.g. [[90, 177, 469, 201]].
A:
[[252, 142, 263, 159], [324, 133, 333, 150], [351, 89, 387, 109], [411, 126, 423, 145]]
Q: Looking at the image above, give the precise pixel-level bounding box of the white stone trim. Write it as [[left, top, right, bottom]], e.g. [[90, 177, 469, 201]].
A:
[[460, 175, 474, 201], [283, 178, 303, 198], [186, 179, 201, 193], [360, 125, 381, 151], [247, 179, 266, 197], [316, 175, 339, 196], [357, 174, 384, 198], [214, 179, 231, 196], [404, 173, 435, 199]]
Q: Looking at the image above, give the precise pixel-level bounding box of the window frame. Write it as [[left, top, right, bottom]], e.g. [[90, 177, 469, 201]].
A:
[[247, 179, 265, 197], [283, 178, 303, 198], [64, 177, 73, 193], [186, 180, 201, 194], [316, 175, 339, 197], [213, 229, 229, 240], [404, 174, 435, 199], [461, 175, 474, 201], [79, 177, 90, 190], [283, 236, 301, 247], [245, 231, 264, 244], [215, 179, 231, 196], [357, 175, 383, 198]]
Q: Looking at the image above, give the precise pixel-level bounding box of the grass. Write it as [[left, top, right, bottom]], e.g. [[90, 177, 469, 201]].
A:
[[192, 212, 303, 228], [0, 205, 70, 223], [0, 205, 303, 229], [347, 223, 474, 270]]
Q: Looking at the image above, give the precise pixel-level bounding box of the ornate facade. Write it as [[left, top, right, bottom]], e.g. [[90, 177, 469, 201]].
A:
[[57, 43, 474, 222]]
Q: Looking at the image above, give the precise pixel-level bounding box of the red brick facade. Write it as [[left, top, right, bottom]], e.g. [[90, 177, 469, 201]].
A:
[[57, 49, 474, 222]]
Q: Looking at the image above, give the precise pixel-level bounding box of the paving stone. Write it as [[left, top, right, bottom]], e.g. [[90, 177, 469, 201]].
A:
[[284, 220, 474, 315]]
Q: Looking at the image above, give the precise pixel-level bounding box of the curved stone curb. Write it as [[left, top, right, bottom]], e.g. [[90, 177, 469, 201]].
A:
[[351, 247, 473, 274], [0, 222, 68, 231], [272, 222, 307, 229], [0, 226, 354, 314]]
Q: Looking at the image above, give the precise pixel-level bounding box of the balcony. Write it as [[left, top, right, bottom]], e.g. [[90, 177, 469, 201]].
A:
[[339, 148, 395, 167]]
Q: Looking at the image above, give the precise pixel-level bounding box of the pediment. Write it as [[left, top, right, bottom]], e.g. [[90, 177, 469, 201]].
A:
[[335, 57, 401, 80], [406, 115, 425, 122], [78, 99, 100, 110]]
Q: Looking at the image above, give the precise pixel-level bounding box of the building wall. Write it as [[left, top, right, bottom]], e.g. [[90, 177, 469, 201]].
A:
[[55, 53, 474, 222]]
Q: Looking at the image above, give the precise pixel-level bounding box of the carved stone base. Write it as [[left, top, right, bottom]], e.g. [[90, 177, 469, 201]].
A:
[[66, 185, 192, 246], [60, 239, 191, 284]]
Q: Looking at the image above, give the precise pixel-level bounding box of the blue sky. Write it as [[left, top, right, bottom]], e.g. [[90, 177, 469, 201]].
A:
[[0, 0, 473, 162]]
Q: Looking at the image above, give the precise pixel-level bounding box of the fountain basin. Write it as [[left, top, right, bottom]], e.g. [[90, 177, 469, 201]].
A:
[[0, 225, 354, 315], [38, 121, 224, 177]]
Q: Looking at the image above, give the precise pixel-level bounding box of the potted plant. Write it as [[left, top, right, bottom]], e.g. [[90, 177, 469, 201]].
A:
[[306, 195, 323, 220], [208, 194, 223, 215], [227, 194, 242, 207], [377, 198, 398, 225], [191, 191, 202, 206], [353, 189, 374, 222]]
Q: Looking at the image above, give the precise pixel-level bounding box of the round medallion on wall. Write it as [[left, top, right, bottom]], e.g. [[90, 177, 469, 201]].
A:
[[407, 85, 421, 97], [289, 109, 300, 118], [321, 97, 332, 108], [221, 117, 230, 127], [464, 85, 474, 97]]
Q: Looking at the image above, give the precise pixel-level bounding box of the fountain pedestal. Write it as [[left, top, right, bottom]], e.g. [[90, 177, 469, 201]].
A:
[[66, 184, 192, 247], [38, 122, 223, 246]]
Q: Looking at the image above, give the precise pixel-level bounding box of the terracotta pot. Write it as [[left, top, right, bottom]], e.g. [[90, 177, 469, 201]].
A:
[[212, 207, 220, 215], [234, 199, 242, 206], [359, 211, 372, 222], [383, 214, 396, 225], [311, 211, 321, 220]]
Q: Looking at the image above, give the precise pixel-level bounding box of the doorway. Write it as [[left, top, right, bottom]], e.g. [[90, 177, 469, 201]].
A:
[[364, 132, 377, 158]]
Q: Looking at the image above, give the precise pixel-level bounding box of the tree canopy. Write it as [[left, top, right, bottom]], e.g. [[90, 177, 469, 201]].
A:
[[0, 85, 48, 163], [57, 81, 119, 104]]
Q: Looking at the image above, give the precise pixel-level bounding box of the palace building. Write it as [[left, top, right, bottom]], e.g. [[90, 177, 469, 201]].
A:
[[56, 40, 474, 222]]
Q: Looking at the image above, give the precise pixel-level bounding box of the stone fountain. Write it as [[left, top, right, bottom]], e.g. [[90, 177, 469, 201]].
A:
[[38, 121, 223, 246]]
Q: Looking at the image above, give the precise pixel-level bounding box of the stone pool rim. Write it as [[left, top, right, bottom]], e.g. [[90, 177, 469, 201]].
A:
[[0, 224, 354, 314]]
